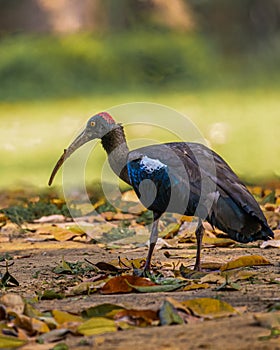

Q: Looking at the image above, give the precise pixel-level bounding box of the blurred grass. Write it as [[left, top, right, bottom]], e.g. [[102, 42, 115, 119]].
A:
[[0, 32, 214, 101], [0, 32, 279, 189], [0, 89, 279, 189]]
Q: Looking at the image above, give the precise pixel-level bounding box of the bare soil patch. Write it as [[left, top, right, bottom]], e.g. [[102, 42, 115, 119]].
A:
[[1, 239, 280, 349]]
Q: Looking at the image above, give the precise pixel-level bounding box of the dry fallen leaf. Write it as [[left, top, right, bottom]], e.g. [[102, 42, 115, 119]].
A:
[[0, 335, 27, 348], [183, 283, 210, 291], [159, 300, 184, 326], [82, 303, 125, 319], [36, 226, 78, 241], [159, 223, 181, 239], [200, 272, 226, 284], [100, 275, 156, 294], [202, 236, 235, 247], [254, 311, 280, 329], [180, 298, 238, 319], [114, 257, 145, 270], [34, 215, 66, 223], [37, 328, 70, 343], [114, 309, 158, 326], [30, 317, 50, 333], [77, 317, 117, 336], [260, 240, 280, 249], [52, 310, 83, 324], [1, 293, 25, 314], [220, 255, 271, 271], [200, 262, 223, 270], [121, 190, 139, 203]]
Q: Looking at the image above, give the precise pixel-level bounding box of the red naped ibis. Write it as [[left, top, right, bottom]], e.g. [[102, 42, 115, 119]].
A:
[[49, 112, 273, 272]]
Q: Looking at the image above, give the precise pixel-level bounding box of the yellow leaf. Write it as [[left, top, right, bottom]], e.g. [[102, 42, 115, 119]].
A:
[[69, 281, 101, 296], [164, 297, 192, 316], [0, 213, 7, 223], [24, 303, 42, 318], [110, 257, 145, 269], [77, 317, 117, 336], [202, 236, 235, 247], [249, 186, 263, 197], [31, 318, 50, 333], [200, 262, 223, 270], [179, 215, 193, 222], [50, 227, 77, 241], [14, 314, 50, 334], [159, 223, 180, 239], [92, 198, 106, 210], [36, 226, 77, 241], [220, 255, 271, 271], [181, 298, 238, 319], [183, 283, 210, 291], [200, 272, 226, 284], [223, 270, 257, 282], [121, 190, 139, 202], [52, 310, 83, 324], [66, 225, 85, 235], [51, 198, 65, 207], [0, 335, 27, 348]]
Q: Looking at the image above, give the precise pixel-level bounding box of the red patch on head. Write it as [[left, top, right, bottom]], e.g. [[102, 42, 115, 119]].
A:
[[98, 112, 115, 124]]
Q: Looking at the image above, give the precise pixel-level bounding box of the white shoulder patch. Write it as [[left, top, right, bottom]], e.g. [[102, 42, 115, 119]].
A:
[[140, 156, 166, 173]]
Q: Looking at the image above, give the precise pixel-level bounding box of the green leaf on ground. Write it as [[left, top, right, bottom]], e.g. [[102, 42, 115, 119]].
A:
[[159, 300, 184, 325], [0, 335, 27, 348]]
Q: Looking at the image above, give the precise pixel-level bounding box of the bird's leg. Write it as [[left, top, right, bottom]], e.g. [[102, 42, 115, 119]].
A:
[[194, 218, 204, 271], [143, 217, 160, 274]]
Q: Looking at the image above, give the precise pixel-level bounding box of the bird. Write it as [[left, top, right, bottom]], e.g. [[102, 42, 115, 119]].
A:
[[49, 112, 274, 273]]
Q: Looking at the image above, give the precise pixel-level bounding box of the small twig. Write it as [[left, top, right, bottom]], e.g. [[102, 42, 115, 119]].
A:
[[118, 256, 131, 269], [0, 261, 14, 268], [84, 257, 95, 266]]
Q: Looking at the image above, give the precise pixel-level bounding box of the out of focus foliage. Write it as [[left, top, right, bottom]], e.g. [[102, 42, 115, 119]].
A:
[[0, 0, 279, 101], [0, 32, 221, 101], [0, 31, 280, 101]]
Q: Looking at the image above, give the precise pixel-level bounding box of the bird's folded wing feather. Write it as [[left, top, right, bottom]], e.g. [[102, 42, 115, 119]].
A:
[[128, 142, 268, 226]]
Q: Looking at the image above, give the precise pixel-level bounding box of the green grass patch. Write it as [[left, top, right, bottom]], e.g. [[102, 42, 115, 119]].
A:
[[0, 32, 279, 188], [0, 89, 279, 189]]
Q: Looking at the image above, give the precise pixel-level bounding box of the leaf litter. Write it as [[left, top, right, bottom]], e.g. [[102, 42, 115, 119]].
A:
[[0, 185, 279, 347]]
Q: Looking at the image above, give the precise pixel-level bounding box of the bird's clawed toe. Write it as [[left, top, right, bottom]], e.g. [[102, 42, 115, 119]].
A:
[[133, 267, 153, 278]]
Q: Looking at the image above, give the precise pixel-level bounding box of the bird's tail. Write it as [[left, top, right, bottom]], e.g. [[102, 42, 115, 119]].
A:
[[226, 224, 274, 243], [252, 225, 274, 241]]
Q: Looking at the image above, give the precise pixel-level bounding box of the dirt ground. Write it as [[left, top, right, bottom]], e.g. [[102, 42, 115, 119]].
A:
[[1, 237, 280, 350]]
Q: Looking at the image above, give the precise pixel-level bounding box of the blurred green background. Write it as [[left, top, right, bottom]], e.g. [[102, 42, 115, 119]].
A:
[[0, 0, 279, 189]]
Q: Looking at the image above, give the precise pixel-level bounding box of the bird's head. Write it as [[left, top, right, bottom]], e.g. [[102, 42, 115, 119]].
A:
[[48, 112, 116, 185], [85, 112, 117, 139]]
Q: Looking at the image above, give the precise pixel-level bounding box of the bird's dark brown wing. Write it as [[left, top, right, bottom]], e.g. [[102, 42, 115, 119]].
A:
[[129, 142, 269, 227], [177, 142, 268, 223]]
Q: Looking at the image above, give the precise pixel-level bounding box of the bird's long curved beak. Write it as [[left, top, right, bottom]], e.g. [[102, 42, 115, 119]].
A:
[[48, 128, 91, 186]]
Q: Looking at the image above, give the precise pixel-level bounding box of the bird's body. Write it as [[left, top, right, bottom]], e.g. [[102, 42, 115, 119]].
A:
[[49, 112, 274, 272], [127, 141, 272, 243]]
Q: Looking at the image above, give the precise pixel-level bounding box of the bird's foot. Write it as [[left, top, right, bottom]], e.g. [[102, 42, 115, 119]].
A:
[[133, 267, 153, 278]]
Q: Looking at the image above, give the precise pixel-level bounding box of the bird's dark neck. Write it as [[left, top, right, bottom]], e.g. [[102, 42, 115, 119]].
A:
[[101, 125, 130, 184]]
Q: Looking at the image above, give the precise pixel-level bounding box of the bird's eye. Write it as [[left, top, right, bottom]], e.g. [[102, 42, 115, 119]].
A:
[[91, 121, 96, 127]]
